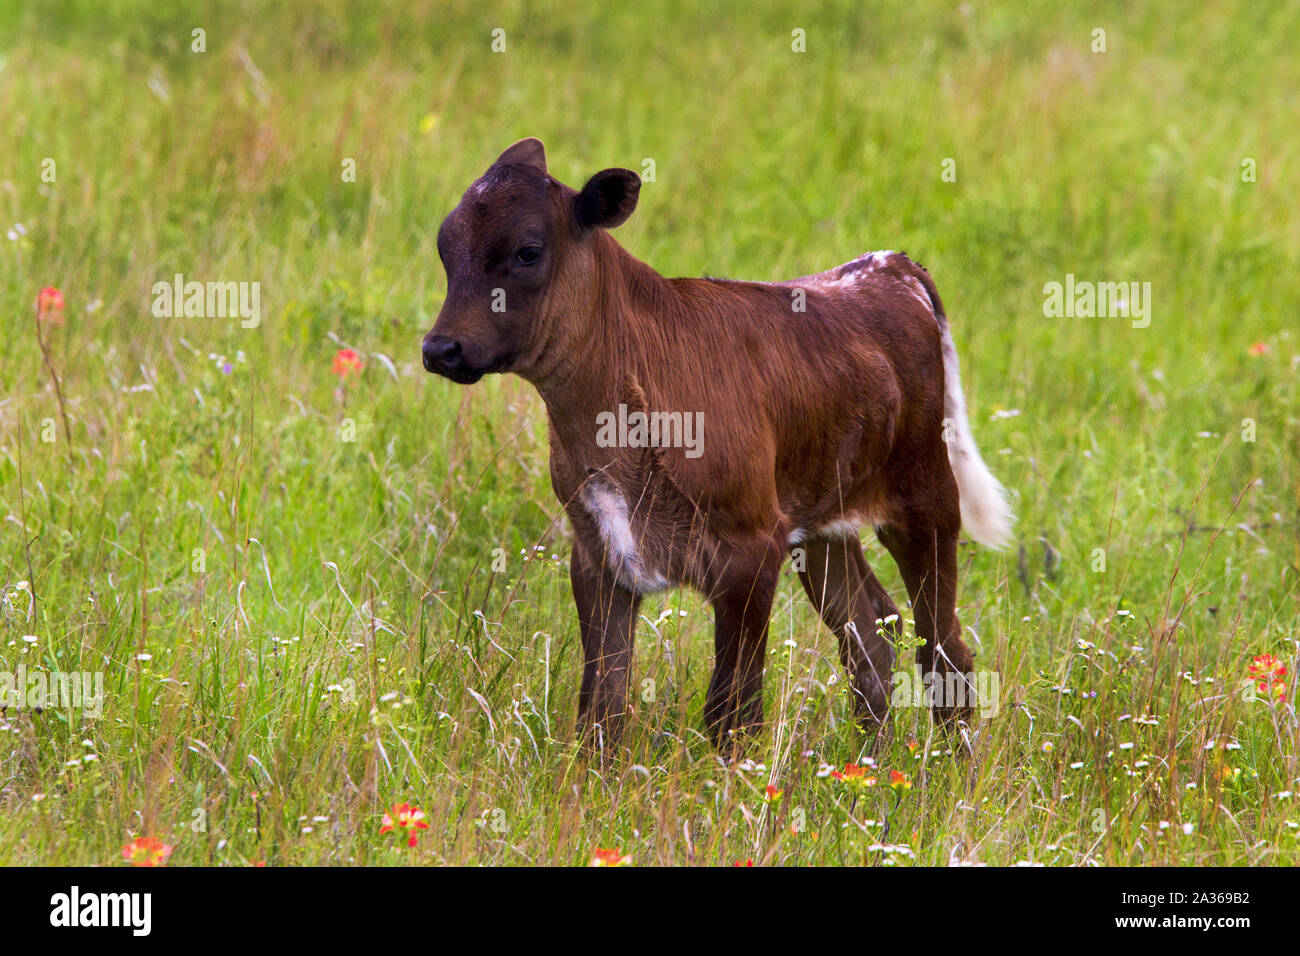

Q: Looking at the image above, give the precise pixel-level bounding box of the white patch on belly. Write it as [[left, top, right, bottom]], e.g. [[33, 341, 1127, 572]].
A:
[[581, 480, 668, 593], [812, 508, 885, 540], [787, 527, 807, 546], [816, 518, 863, 539]]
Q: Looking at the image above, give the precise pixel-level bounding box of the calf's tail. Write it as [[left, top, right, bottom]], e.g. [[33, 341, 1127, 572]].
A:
[[910, 263, 1014, 549]]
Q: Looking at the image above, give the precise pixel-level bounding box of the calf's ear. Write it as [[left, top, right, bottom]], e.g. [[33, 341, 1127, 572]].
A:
[[575, 168, 641, 230], [493, 137, 548, 173]]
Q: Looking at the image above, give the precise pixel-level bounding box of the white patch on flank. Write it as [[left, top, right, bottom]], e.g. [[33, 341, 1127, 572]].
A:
[[900, 274, 934, 312], [865, 250, 896, 269], [941, 333, 1014, 549], [581, 479, 668, 593], [822, 272, 864, 289]]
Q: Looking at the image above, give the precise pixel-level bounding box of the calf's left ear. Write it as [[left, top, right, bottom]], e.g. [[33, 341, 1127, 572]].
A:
[[575, 168, 641, 230]]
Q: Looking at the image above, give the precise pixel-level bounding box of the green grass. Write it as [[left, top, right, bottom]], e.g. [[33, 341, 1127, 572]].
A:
[[1, 0, 1297, 866]]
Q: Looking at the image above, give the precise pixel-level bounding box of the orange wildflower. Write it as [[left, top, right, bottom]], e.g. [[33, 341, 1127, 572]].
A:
[[121, 836, 173, 867], [888, 770, 913, 793]]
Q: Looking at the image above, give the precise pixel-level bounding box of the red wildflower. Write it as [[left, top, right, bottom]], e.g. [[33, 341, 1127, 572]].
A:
[[332, 348, 363, 379], [589, 847, 631, 867], [121, 836, 173, 867], [1247, 654, 1288, 702], [37, 286, 65, 324], [1248, 654, 1288, 681], [732, 858, 755, 867], [1247, 341, 1268, 357], [379, 802, 429, 848]]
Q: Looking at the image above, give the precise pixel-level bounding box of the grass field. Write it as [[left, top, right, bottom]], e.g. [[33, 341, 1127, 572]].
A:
[[1, 0, 1298, 867]]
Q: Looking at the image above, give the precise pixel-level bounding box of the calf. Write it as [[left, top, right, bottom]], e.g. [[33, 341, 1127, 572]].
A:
[[423, 138, 1013, 748]]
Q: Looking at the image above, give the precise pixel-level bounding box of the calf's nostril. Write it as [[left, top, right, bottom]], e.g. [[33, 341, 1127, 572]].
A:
[[422, 337, 462, 371]]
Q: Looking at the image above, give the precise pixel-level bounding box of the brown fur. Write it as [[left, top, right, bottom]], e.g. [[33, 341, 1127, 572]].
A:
[[423, 138, 1006, 750]]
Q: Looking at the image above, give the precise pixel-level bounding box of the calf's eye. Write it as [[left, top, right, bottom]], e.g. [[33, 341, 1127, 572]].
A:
[[516, 244, 543, 265]]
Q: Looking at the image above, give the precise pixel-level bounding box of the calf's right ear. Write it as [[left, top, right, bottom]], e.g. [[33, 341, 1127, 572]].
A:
[[493, 137, 548, 172], [575, 168, 641, 230]]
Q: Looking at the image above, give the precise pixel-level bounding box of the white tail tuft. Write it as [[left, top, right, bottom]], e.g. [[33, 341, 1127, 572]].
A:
[[940, 329, 1014, 549]]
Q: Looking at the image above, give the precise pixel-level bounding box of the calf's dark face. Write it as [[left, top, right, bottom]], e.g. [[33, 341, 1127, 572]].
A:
[[422, 137, 640, 385]]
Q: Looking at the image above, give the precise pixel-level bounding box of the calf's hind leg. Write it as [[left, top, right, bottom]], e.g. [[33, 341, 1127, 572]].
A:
[[796, 533, 898, 725], [877, 488, 978, 723]]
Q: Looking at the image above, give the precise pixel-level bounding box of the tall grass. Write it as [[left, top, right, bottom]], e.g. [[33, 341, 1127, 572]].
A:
[[0, 0, 1296, 865]]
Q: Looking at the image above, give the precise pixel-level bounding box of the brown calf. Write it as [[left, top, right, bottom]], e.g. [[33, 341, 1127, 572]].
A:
[[423, 138, 1012, 748]]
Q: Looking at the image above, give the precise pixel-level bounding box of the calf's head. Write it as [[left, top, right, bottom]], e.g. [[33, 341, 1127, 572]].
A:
[[422, 138, 640, 384]]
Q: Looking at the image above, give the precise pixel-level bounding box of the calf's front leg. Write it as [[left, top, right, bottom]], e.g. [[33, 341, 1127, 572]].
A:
[[570, 544, 641, 749], [704, 535, 783, 750]]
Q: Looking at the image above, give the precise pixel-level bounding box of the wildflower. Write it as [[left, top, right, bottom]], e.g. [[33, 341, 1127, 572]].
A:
[[763, 784, 783, 804], [332, 348, 363, 379], [1247, 341, 1268, 356], [122, 836, 173, 867], [732, 858, 755, 867], [589, 847, 631, 867], [379, 802, 430, 848], [1249, 654, 1288, 681], [830, 763, 877, 790], [37, 286, 65, 324], [1247, 654, 1289, 701], [888, 770, 913, 793]]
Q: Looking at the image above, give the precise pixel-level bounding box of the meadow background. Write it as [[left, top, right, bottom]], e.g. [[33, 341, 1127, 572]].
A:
[[1, 0, 1297, 866]]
